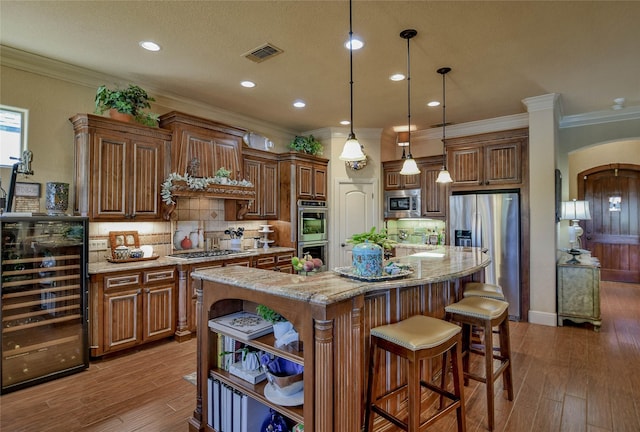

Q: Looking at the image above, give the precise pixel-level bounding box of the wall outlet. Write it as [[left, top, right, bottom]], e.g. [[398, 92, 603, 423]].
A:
[[89, 239, 108, 251]]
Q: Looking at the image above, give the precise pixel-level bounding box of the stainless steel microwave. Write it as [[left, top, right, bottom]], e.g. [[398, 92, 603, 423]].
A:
[[384, 189, 421, 218]]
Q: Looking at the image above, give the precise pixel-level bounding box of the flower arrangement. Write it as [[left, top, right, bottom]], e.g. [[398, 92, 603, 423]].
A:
[[160, 172, 254, 205]]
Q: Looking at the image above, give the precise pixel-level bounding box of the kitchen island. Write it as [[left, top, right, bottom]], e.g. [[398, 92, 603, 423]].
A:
[[190, 246, 490, 432]]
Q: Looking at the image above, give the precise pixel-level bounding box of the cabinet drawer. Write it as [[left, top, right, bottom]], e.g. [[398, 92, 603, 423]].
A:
[[277, 253, 293, 264], [256, 256, 277, 267], [104, 273, 141, 290], [143, 268, 175, 284]]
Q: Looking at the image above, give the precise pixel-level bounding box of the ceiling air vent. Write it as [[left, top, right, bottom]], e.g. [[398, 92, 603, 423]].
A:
[[244, 43, 283, 63]]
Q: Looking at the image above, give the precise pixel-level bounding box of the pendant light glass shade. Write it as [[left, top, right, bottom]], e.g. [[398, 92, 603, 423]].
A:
[[399, 29, 419, 176], [436, 169, 453, 183], [339, 0, 366, 162], [436, 67, 453, 183], [400, 157, 420, 175], [340, 133, 366, 161]]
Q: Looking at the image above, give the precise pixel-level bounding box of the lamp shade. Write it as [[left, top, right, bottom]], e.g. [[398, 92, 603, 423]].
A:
[[399, 157, 420, 175], [339, 134, 366, 161], [436, 168, 453, 184], [561, 200, 591, 221], [396, 131, 410, 147]]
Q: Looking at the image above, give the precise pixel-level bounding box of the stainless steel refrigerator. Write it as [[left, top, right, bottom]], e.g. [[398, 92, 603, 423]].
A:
[[449, 192, 520, 319]]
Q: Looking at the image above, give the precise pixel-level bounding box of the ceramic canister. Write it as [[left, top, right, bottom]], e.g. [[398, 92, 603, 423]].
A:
[[352, 241, 383, 277]]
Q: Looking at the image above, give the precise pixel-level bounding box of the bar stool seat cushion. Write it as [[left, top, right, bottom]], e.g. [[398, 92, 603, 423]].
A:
[[463, 282, 505, 300], [445, 297, 509, 320], [370, 315, 461, 351]]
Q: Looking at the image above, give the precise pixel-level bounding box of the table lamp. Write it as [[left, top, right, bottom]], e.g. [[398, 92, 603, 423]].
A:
[[561, 199, 591, 263]]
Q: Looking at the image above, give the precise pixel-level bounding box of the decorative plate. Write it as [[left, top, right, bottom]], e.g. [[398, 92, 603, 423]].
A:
[[333, 266, 413, 282], [345, 154, 368, 170], [264, 383, 304, 406]]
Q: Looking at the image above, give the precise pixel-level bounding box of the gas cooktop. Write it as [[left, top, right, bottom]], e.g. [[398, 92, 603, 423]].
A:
[[168, 250, 250, 259]]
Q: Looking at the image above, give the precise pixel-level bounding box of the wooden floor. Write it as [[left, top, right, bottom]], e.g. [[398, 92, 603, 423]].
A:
[[1, 280, 639, 432]]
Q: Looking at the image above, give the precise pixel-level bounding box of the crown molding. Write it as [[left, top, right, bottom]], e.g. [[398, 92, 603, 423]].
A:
[[559, 105, 640, 129], [0, 45, 297, 138], [413, 113, 530, 141]]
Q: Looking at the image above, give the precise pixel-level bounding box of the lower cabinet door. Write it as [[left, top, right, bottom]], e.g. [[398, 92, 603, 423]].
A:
[[104, 288, 142, 353], [143, 284, 175, 341]]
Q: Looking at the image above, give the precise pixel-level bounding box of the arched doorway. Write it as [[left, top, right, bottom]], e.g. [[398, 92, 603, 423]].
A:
[[578, 164, 640, 283]]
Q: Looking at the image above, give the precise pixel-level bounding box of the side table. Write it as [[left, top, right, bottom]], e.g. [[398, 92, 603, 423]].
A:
[[557, 256, 601, 331]]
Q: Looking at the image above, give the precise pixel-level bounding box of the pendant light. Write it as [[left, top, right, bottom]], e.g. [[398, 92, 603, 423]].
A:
[[339, 0, 366, 162], [399, 29, 420, 176], [436, 67, 453, 183]]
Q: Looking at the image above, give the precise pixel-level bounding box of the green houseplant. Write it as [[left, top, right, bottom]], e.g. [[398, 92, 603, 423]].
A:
[[346, 227, 397, 251], [94, 84, 159, 127], [289, 135, 323, 155]]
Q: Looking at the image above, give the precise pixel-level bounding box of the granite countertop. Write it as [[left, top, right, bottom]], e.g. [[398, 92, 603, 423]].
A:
[[191, 246, 490, 306], [88, 246, 295, 274]]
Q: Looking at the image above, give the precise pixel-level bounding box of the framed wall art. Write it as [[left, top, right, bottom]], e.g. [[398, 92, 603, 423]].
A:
[[14, 182, 41, 197]]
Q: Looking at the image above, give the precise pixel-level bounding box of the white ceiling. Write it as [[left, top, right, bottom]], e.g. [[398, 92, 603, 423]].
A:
[[2, 1, 639, 135]]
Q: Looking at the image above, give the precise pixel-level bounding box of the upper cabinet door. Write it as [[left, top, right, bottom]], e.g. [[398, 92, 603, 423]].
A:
[[71, 114, 171, 221]]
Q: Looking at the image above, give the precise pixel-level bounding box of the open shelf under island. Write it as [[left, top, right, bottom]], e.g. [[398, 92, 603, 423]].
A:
[[190, 246, 490, 432]]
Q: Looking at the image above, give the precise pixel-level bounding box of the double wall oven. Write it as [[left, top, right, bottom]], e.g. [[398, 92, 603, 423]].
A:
[[297, 200, 328, 268]]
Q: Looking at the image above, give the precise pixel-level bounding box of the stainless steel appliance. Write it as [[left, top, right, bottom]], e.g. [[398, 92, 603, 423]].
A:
[[298, 200, 328, 242], [168, 250, 251, 259], [449, 192, 521, 319], [384, 189, 421, 218], [1, 216, 89, 394], [298, 240, 328, 271]]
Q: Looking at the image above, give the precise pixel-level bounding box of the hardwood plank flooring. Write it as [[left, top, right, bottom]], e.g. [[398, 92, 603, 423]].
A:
[[1, 281, 639, 431]]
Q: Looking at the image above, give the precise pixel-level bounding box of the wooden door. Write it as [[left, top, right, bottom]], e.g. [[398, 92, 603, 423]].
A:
[[143, 284, 175, 341], [579, 164, 640, 283], [130, 138, 162, 219], [93, 132, 127, 219], [104, 289, 141, 352]]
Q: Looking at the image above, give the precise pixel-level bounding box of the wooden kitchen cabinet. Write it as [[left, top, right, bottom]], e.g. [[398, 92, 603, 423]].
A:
[[254, 250, 294, 273], [277, 152, 329, 229], [383, 160, 422, 190], [446, 128, 528, 189], [296, 161, 327, 200], [419, 156, 447, 218], [557, 257, 602, 331], [159, 111, 244, 180], [91, 266, 176, 356], [70, 114, 171, 221], [225, 148, 278, 220]]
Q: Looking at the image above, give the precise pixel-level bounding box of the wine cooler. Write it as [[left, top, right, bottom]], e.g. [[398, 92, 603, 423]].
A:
[[1, 216, 89, 394]]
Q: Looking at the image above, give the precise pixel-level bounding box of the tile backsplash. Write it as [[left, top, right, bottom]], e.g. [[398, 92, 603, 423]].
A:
[[88, 197, 276, 262]]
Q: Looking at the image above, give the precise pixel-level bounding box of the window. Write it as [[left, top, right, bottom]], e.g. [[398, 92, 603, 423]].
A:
[[0, 105, 29, 167]]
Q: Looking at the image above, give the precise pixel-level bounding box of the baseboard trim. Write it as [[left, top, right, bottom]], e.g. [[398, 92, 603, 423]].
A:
[[528, 310, 557, 327]]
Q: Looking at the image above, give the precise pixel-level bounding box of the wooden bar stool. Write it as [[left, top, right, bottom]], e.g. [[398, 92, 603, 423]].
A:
[[463, 282, 505, 300], [364, 315, 466, 432], [444, 297, 514, 431]]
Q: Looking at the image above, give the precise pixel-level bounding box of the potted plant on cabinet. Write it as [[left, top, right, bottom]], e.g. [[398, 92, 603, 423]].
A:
[[94, 84, 159, 127], [289, 134, 323, 155]]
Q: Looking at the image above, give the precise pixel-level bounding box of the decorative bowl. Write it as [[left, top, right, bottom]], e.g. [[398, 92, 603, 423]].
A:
[[129, 248, 144, 259], [265, 370, 304, 396]]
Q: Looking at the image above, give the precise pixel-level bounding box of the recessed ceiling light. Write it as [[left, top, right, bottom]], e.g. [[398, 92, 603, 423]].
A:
[[293, 100, 306, 108], [139, 41, 161, 52], [240, 81, 256, 88], [340, 120, 351, 125], [390, 73, 405, 81], [345, 38, 364, 50], [427, 100, 441, 107]]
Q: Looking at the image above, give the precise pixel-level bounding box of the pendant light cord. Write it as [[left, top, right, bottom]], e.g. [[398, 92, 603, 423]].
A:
[[349, 0, 355, 138], [406, 35, 412, 157], [437, 67, 452, 168]]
